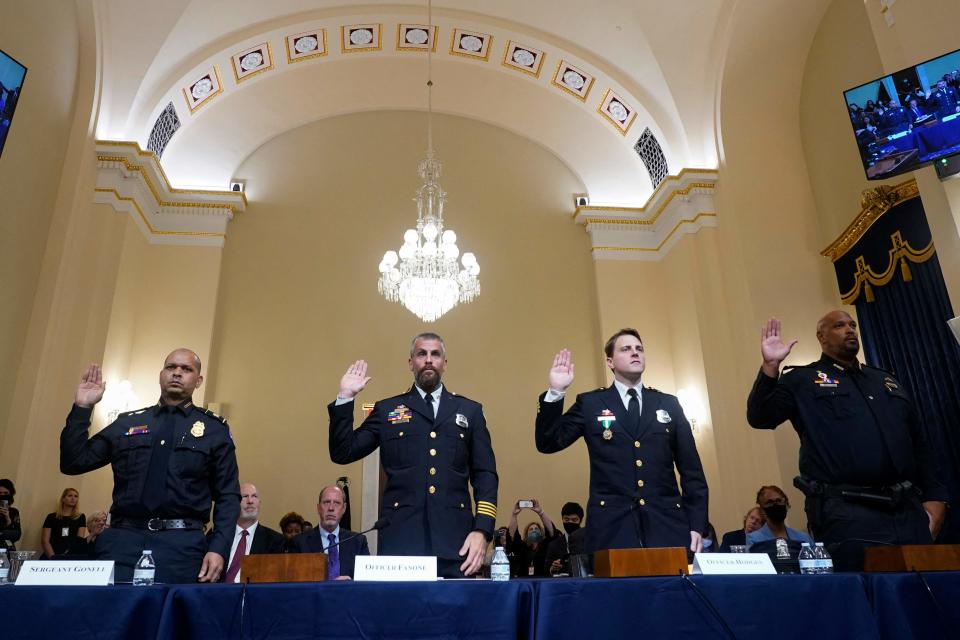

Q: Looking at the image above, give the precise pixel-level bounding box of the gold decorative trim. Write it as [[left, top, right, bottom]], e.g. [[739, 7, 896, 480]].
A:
[[449, 29, 492, 61], [341, 24, 383, 53], [231, 42, 274, 85], [95, 141, 247, 206], [286, 29, 328, 64], [839, 232, 935, 304], [501, 40, 545, 78], [596, 88, 637, 136], [578, 182, 716, 227], [396, 24, 438, 52], [574, 168, 718, 218], [821, 179, 920, 261], [591, 212, 717, 253], [95, 189, 227, 238]]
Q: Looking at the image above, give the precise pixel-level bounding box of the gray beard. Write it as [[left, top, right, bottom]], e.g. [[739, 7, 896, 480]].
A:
[[416, 371, 441, 393]]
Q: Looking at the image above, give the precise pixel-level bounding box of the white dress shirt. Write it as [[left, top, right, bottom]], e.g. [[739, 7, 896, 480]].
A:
[[228, 521, 259, 583]]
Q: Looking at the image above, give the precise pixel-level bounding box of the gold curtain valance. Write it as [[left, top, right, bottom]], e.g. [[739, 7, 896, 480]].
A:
[[839, 231, 935, 304]]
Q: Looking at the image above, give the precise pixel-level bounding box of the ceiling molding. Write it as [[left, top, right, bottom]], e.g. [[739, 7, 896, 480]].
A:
[[575, 168, 718, 261], [94, 141, 246, 247]]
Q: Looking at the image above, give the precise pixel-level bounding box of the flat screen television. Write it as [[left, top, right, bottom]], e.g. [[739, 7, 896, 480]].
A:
[[844, 48, 960, 180], [0, 47, 27, 159]]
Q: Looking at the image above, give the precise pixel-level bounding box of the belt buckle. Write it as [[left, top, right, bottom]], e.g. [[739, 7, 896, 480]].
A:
[[147, 517, 162, 532]]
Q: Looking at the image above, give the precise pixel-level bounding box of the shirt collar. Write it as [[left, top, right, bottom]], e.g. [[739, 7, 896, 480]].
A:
[[322, 525, 341, 542], [154, 397, 194, 416], [236, 521, 258, 538], [819, 352, 862, 374], [414, 384, 443, 403], [612, 379, 643, 404]]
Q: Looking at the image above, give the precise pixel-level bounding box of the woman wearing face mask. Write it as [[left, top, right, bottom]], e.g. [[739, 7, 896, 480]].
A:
[[746, 485, 813, 549], [506, 498, 557, 576]]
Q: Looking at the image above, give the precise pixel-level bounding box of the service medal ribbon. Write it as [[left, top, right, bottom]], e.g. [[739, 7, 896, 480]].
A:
[[125, 426, 150, 436]]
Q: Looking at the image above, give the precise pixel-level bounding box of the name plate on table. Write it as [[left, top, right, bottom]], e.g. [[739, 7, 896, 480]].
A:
[[354, 556, 437, 581], [691, 553, 775, 575], [16, 561, 115, 585]]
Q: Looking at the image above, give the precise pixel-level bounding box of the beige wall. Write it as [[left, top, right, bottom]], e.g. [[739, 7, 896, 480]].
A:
[[206, 111, 600, 533]]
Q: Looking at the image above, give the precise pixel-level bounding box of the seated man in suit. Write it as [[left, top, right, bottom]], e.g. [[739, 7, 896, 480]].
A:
[[289, 485, 369, 580], [222, 482, 285, 583], [718, 506, 765, 552], [545, 501, 587, 575]]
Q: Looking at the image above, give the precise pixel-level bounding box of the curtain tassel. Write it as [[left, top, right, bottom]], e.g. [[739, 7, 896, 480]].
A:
[[864, 281, 875, 303], [900, 257, 913, 282]]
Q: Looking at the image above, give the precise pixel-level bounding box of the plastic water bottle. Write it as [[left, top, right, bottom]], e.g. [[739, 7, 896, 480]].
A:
[[491, 546, 510, 581], [133, 550, 156, 585], [0, 549, 9, 584], [814, 542, 834, 574], [798, 542, 816, 574]]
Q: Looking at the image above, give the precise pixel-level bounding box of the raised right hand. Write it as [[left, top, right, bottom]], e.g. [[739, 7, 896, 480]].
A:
[[760, 318, 798, 376], [76, 363, 106, 408], [338, 360, 371, 399], [548, 349, 575, 393]]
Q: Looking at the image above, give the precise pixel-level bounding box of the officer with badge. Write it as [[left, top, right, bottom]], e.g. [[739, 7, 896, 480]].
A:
[[747, 311, 947, 570], [328, 332, 498, 577], [536, 329, 708, 556], [60, 349, 240, 583]]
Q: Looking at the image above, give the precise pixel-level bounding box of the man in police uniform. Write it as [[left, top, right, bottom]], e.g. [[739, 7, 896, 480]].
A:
[[328, 333, 498, 577], [536, 329, 708, 556], [747, 312, 947, 570], [60, 349, 240, 583]]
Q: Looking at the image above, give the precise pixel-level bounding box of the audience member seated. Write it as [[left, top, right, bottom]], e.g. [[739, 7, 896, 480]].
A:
[[907, 99, 926, 122], [221, 483, 285, 583], [545, 502, 587, 576], [289, 485, 369, 580], [880, 100, 911, 134], [0, 479, 21, 552], [83, 510, 109, 557], [746, 485, 813, 549], [302, 520, 314, 533], [719, 506, 765, 552], [506, 498, 557, 577], [279, 512, 306, 552], [42, 487, 87, 558], [700, 522, 718, 552]]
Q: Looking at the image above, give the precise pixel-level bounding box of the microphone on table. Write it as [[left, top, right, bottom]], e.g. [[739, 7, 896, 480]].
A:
[[324, 517, 390, 552]]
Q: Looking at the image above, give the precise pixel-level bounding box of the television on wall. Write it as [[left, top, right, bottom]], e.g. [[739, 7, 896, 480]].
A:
[[0, 47, 27, 159], [844, 47, 960, 180]]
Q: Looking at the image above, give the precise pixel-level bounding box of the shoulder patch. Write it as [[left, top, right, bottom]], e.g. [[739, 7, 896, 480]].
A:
[[201, 407, 229, 425], [863, 363, 896, 377], [118, 406, 150, 417]]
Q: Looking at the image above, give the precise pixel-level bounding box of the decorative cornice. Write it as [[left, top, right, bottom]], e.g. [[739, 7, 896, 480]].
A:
[[94, 140, 247, 247], [574, 168, 718, 261], [820, 178, 919, 262]]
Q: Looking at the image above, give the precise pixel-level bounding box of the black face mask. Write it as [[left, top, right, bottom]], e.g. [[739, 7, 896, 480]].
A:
[[762, 503, 787, 523], [563, 521, 581, 534]]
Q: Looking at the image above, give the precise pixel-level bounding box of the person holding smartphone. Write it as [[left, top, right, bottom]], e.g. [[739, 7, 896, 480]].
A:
[[506, 498, 556, 576], [0, 478, 21, 551]]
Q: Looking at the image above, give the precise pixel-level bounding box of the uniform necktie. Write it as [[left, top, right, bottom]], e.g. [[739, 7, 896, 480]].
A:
[[627, 388, 641, 433], [425, 392, 436, 418], [142, 406, 175, 512], [225, 529, 248, 583], [327, 532, 340, 579]]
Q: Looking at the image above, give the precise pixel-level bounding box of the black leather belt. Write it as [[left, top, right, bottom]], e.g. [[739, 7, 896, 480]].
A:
[[111, 516, 204, 531], [795, 476, 919, 507]]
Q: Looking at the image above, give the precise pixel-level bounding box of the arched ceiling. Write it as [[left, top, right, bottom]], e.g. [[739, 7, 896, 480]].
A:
[[94, 1, 736, 207]]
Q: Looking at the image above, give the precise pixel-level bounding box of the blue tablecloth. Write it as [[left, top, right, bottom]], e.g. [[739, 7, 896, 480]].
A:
[[4, 573, 960, 639], [914, 117, 960, 158], [3, 584, 169, 639], [534, 575, 879, 640]]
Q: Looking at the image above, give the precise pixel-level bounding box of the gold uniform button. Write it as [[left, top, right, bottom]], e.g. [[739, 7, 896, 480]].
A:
[[430, 431, 437, 439], [460, 503, 465, 508], [399, 431, 404, 437], [429, 485, 436, 494], [430, 449, 437, 456], [393, 502, 399, 508], [634, 441, 640, 448], [635, 460, 642, 468], [459, 433, 464, 439], [637, 480, 644, 488], [639, 498, 646, 506], [429, 467, 437, 475], [600, 500, 606, 506]]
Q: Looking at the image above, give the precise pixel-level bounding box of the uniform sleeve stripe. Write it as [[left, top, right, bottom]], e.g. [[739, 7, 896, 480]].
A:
[[477, 501, 496, 509], [476, 507, 497, 517]]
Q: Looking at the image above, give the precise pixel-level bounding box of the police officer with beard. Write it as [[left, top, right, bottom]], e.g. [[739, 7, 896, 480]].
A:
[[747, 311, 947, 570], [328, 332, 498, 577]]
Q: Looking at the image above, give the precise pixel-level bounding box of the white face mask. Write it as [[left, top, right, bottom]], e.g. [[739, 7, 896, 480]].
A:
[[702, 538, 713, 550]]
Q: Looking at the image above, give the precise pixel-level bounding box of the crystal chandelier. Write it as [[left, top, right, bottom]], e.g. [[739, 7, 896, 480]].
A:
[[377, 0, 480, 323]]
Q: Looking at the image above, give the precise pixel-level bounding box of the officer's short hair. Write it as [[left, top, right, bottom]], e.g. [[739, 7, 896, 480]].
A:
[[410, 333, 446, 358], [561, 501, 584, 520], [604, 329, 642, 358]]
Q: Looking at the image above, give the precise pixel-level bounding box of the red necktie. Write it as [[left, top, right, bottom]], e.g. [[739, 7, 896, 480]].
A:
[[225, 529, 248, 583]]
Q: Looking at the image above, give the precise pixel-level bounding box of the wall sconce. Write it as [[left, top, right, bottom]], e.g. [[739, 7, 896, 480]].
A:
[[103, 379, 139, 423], [676, 387, 707, 433]]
